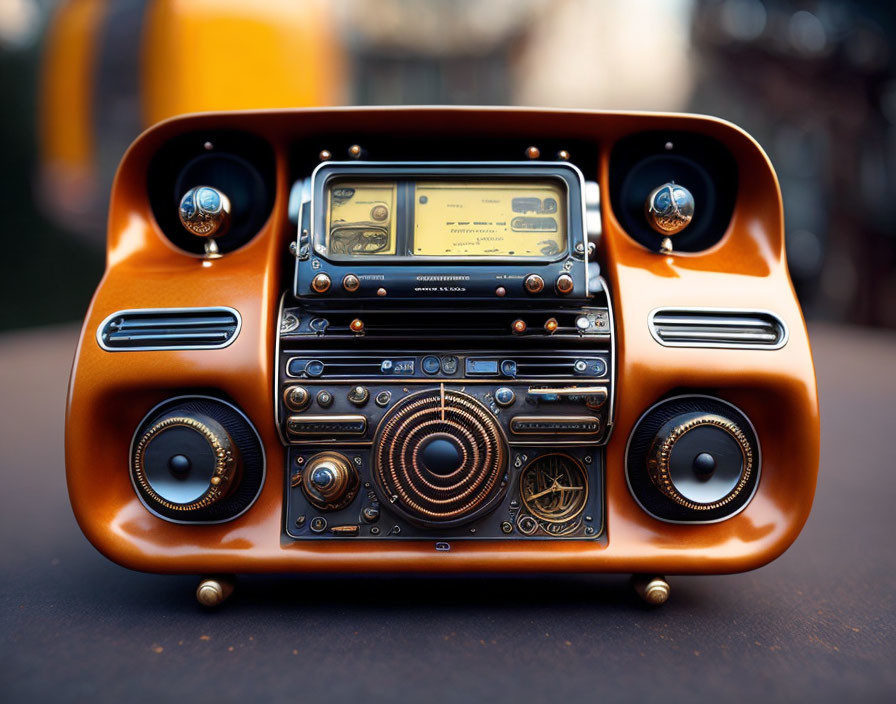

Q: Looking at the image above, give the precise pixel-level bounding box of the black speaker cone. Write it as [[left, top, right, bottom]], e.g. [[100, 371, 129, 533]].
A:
[[627, 396, 759, 522], [131, 397, 264, 522]]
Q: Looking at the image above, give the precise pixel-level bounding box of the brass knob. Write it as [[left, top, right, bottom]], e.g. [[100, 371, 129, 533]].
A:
[[343, 274, 360, 292], [178, 186, 230, 259], [555, 273, 574, 295], [283, 385, 310, 412], [524, 274, 544, 294], [511, 319, 527, 334], [347, 385, 370, 406], [311, 273, 331, 293], [647, 412, 753, 510], [300, 452, 360, 511], [645, 182, 694, 237]]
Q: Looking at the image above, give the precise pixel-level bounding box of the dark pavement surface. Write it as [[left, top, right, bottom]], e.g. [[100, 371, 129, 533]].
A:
[[1, 323, 894, 703]]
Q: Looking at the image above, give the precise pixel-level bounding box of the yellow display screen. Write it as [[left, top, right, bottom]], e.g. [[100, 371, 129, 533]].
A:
[[325, 182, 397, 255], [323, 179, 567, 258]]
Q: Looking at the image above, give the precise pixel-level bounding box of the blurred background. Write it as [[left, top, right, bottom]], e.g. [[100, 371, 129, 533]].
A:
[[0, 0, 894, 331]]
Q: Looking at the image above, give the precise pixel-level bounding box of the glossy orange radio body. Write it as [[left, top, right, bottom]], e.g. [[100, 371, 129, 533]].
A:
[[65, 108, 819, 604]]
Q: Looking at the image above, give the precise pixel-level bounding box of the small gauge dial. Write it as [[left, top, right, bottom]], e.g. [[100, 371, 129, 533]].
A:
[[519, 454, 588, 531]]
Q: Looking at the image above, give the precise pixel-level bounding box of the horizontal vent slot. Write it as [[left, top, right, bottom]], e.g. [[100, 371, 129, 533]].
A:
[[98, 308, 240, 350], [650, 309, 786, 349]]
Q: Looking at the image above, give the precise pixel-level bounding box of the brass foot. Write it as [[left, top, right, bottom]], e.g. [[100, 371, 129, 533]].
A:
[[632, 574, 670, 606], [196, 576, 235, 608]]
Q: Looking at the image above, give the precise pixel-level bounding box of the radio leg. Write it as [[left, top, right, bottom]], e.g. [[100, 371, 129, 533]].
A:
[[196, 575, 235, 608], [631, 574, 670, 606]]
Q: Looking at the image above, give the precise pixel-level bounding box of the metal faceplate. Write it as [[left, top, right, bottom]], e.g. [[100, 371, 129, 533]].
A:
[[285, 445, 604, 541], [293, 162, 595, 302]]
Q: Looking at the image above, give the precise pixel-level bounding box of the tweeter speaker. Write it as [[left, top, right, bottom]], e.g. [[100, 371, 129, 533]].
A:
[[130, 396, 265, 522], [609, 131, 738, 252], [626, 395, 759, 522], [148, 131, 276, 255]]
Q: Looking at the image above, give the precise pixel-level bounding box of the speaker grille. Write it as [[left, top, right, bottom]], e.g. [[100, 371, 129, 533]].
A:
[[373, 388, 507, 527]]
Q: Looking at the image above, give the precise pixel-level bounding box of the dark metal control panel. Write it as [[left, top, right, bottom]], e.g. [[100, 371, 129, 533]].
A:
[[285, 445, 605, 541], [277, 351, 613, 447]]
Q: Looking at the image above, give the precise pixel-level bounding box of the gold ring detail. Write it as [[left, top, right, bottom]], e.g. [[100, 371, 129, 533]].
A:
[[132, 414, 237, 512], [647, 413, 753, 511]]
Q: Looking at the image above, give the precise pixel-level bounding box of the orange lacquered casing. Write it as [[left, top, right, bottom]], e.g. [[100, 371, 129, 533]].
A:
[[65, 108, 819, 575]]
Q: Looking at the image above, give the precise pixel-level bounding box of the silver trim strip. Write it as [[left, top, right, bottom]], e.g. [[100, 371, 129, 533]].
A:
[[623, 394, 762, 525], [647, 307, 789, 350], [96, 306, 242, 352], [600, 275, 617, 441], [127, 394, 266, 525], [273, 293, 289, 445]]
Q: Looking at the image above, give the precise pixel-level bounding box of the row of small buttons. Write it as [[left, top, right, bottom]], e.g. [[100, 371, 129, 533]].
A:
[[283, 385, 393, 412], [421, 355, 459, 375]]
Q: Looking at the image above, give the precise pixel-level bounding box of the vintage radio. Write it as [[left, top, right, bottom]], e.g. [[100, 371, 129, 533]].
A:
[[66, 108, 819, 608]]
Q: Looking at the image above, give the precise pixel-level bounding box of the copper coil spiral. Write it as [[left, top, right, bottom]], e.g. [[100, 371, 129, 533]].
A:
[[373, 388, 507, 527]]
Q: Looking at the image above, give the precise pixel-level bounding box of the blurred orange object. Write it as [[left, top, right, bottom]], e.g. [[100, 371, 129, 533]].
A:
[[38, 0, 346, 239]]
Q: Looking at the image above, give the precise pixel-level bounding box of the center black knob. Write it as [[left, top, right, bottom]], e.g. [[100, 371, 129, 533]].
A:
[[168, 454, 192, 475], [692, 452, 717, 477], [420, 436, 462, 476], [311, 467, 336, 490]]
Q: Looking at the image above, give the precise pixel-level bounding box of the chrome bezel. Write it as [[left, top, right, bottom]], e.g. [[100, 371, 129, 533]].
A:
[[301, 160, 592, 298], [647, 307, 789, 350], [96, 306, 242, 352]]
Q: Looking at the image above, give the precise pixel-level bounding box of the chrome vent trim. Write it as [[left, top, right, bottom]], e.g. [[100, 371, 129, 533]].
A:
[[97, 307, 241, 351], [648, 308, 787, 350]]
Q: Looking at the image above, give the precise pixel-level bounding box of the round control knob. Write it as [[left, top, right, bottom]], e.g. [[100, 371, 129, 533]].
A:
[[178, 186, 231, 239], [555, 273, 574, 295], [494, 387, 515, 407], [347, 385, 370, 406], [316, 389, 334, 408], [524, 274, 545, 294], [343, 274, 360, 292], [178, 186, 231, 259], [422, 355, 440, 375], [130, 398, 264, 522], [647, 412, 754, 510], [311, 273, 331, 293], [645, 182, 695, 236], [283, 385, 310, 412], [300, 452, 360, 511]]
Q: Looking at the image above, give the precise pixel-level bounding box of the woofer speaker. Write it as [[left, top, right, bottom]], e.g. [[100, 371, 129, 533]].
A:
[[130, 396, 265, 522], [626, 395, 760, 522]]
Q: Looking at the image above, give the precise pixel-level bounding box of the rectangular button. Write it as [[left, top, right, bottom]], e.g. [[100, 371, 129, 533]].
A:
[[510, 415, 601, 435], [466, 358, 499, 375], [286, 415, 367, 436]]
